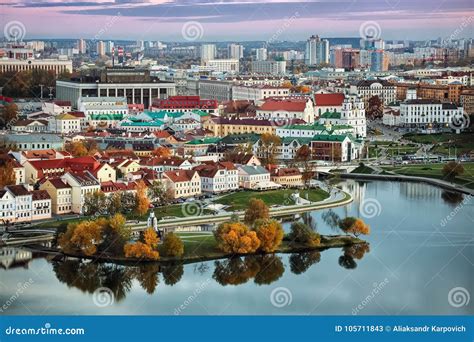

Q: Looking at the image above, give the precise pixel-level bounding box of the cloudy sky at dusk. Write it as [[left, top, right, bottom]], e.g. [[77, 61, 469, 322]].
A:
[[1, 0, 473, 41]]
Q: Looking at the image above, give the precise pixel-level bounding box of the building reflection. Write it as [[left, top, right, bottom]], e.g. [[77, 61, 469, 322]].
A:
[[399, 182, 441, 200]]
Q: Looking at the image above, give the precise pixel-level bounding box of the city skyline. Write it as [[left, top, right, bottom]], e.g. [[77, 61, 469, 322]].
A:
[[2, 0, 473, 41]]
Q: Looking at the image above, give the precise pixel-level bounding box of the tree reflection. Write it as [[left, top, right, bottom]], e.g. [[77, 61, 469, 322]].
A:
[[441, 190, 464, 206], [338, 242, 370, 270], [254, 255, 284, 285], [162, 263, 184, 286], [52, 260, 133, 301], [132, 264, 160, 294], [322, 210, 341, 232], [289, 251, 321, 275], [213, 257, 260, 286], [212, 255, 285, 286]]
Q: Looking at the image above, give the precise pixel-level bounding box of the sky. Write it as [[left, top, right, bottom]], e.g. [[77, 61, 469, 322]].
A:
[[1, 0, 473, 41]]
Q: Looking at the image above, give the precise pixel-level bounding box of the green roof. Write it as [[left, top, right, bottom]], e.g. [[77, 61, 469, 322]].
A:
[[311, 134, 349, 142], [90, 114, 124, 120], [320, 111, 341, 119], [281, 137, 313, 145], [186, 137, 221, 145], [192, 110, 209, 117], [121, 120, 164, 127]]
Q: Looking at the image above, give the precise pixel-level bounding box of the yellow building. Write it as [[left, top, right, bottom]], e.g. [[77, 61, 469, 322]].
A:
[[40, 178, 73, 215]]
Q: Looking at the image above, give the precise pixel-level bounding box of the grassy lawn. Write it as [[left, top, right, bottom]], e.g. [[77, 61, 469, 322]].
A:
[[215, 188, 329, 211], [383, 162, 474, 189], [404, 133, 474, 156], [153, 204, 213, 219], [174, 232, 220, 259], [351, 165, 376, 174]]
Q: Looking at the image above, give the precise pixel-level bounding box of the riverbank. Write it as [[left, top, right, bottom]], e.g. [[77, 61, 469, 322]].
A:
[[30, 234, 366, 266], [342, 172, 474, 195]]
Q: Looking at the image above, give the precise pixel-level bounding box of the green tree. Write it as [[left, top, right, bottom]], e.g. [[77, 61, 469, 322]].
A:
[[287, 222, 321, 247]]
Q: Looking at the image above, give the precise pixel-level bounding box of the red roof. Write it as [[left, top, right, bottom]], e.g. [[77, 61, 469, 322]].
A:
[[164, 170, 197, 183], [152, 96, 218, 110], [314, 93, 345, 106], [259, 98, 309, 112]]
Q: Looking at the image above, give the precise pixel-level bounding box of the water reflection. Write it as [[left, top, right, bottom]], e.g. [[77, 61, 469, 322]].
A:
[[338, 243, 370, 270], [52, 260, 186, 299], [441, 190, 464, 206], [289, 251, 321, 274], [213, 255, 285, 286]]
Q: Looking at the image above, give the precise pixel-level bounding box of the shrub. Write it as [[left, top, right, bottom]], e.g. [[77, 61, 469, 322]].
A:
[[287, 222, 320, 247], [162, 232, 184, 257], [214, 222, 260, 254]]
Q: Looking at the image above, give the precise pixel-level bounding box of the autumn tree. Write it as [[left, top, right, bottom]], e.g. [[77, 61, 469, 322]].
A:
[[100, 213, 131, 255], [214, 222, 260, 254], [367, 95, 383, 119], [442, 161, 464, 180], [288, 222, 321, 247], [339, 217, 370, 237], [124, 228, 160, 260], [0, 103, 18, 128], [295, 144, 314, 188], [0, 160, 17, 187], [254, 219, 284, 253], [124, 242, 159, 260], [152, 146, 171, 158], [65, 141, 88, 157], [59, 220, 103, 256], [257, 133, 281, 166], [134, 180, 150, 216], [161, 232, 184, 257], [244, 198, 269, 226]]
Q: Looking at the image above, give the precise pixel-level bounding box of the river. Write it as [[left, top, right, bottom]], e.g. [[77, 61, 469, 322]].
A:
[[1, 180, 472, 315]]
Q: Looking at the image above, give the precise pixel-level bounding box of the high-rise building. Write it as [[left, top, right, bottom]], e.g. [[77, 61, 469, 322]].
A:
[[201, 44, 216, 62], [256, 48, 267, 61], [96, 41, 105, 56], [370, 50, 389, 72], [105, 41, 114, 54], [78, 39, 87, 54], [305, 35, 329, 65], [228, 44, 244, 59]]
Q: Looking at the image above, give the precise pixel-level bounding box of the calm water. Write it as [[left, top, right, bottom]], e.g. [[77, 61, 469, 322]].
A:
[[1, 180, 472, 315]]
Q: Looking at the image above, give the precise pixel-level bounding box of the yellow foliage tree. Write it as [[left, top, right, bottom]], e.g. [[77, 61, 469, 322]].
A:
[[59, 220, 103, 256], [124, 228, 160, 260], [215, 222, 261, 254], [162, 232, 184, 257], [347, 218, 370, 237], [255, 219, 284, 253], [134, 180, 150, 216], [65, 141, 88, 157], [143, 228, 159, 249], [0, 160, 17, 187], [124, 242, 159, 260]]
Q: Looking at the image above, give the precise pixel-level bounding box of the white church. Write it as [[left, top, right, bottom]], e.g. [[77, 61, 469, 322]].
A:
[[318, 95, 367, 138]]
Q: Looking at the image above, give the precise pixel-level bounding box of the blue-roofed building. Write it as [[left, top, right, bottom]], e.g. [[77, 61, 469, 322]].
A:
[[2, 133, 64, 151]]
